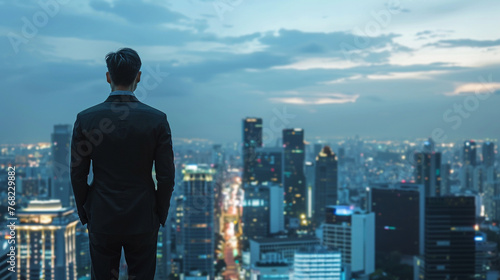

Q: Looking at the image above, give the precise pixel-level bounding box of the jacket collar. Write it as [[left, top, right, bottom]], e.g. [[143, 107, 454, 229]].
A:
[[104, 95, 140, 103]]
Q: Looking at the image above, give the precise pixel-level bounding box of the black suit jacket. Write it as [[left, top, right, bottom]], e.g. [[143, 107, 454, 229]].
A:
[[70, 94, 175, 234]]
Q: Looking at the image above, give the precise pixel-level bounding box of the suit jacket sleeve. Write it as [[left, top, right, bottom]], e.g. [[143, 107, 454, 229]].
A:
[[70, 113, 91, 225], [155, 113, 175, 227]]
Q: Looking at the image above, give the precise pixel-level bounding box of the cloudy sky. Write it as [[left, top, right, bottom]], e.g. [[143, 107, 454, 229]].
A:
[[2, 0, 500, 145]]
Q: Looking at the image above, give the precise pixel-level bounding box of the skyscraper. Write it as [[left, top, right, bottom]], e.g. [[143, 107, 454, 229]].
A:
[[464, 140, 477, 166], [0, 239, 14, 280], [440, 163, 451, 196], [313, 146, 338, 226], [181, 164, 215, 278], [423, 137, 435, 153], [293, 246, 342, 280], [51, 124, 73, 207], [253, 147, 282, 185], [483, 141, 495, 167], [369, 183, 425, 256], [17, 199, 79, 280], [243, 118, 263, 184], [242, 183, 284, 241], [322, 205, 375, 275], [282, 128, 306, 228], [424, 196, 476, 279], [414, 152, 441, 197]]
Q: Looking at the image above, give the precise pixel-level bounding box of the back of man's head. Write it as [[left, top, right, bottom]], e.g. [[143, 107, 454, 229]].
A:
[[105, 48, 142, 87]]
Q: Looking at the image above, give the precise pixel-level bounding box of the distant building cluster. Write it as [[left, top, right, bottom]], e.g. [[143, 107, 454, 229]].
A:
[[0, 120, 499, 280]]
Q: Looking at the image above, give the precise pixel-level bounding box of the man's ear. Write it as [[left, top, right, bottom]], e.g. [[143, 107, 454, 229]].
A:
[[135, 71, 142, 84], [106, 72, 112, 84]]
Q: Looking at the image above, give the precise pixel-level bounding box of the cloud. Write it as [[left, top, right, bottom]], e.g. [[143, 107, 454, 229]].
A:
[[270, 93, 359, 105], [427, 38, 500, 48], [448, 82, 500, 96], [89, 0, 187, 24]]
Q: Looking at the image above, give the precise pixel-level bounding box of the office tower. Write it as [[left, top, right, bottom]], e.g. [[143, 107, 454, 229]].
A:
[[440, 163, 451, 196], [251, 256, 291, 280], [338, 147, 345, 162], [211, 144, 225, 171], [474, 232, 499, 278], [369, 183, 425, 256], [181, 164, 215, 278], [253, 147, 282, 185], [484, 166, 499, 220], [51, 124, 73, 207], [243, 118, 263, 184], [75, 229, 90, 278], [0, 239, 13, 280], [424, 196, 476, 280], [293, 246, 342, 280], [305, 161, 315, 219], [19, 177, 42, 197], [483, 141, 495, 167], [313, 143, 323, 162], [243, 183, 284, 240], [423, 137, 435, 153], [463, 164, 475, 190], [473, 165, 486, 193], [414, 152, 441, 197], [313, 146, 338, 226], [17, 199, 79, 280], [156, 222, 171, 280], [322, 205, 375, 275], [464, 140, 477, 166], [282, 128, 306, 228], [249, 236, 320, 266]]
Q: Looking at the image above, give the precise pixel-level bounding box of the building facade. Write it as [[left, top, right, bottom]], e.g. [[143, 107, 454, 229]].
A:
[[181, 164, 216, 278], [322, 205, 375, 275], [424, 196, 476, 279], [243, 118, 263, 184], [17, 199, 79, 280], [282, 128, 306, 229]]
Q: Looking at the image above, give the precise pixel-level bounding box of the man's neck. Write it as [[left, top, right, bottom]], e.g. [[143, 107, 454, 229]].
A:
[[112, 86, 133, 92]]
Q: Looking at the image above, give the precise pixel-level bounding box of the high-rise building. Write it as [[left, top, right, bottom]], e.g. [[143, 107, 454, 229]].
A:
[[322, 205, 375, 275], [243, 183, 284, 241], [156, 222, 171, 280], [75, 228, 90, 278], [423, 137, 435, 153], [414, 152, 441, 197], [483, 141, 495, 167], [17, 199, 79, 280], [51, 124, 73, 207], [293, 246, 342, 280], [464, 140, 477, 166], [181, 164, 215, 278], [474, 232, 499, 278], [313, 146, 338, 226], [249, 236, 320, 266], [0, 239, 14, 280], [424, 196, 476, 280], [253, 147, 282, 185], [369, 183, 425, 256], [440, 163, 451, 196], [251, 258, 290, 280], [282, 128, 306, 228], [243, 118, 263, 184], [305, 161, 315, 219]]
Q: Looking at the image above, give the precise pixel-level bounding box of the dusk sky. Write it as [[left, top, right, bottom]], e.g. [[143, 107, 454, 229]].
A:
[[2, 0, 500, 145]]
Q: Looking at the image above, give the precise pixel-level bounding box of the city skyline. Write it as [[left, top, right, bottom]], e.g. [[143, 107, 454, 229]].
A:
[[2, 1, 500, 144]]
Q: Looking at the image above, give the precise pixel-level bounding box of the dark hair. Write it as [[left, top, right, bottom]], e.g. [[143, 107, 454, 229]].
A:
[[105, 48, 142, 86]]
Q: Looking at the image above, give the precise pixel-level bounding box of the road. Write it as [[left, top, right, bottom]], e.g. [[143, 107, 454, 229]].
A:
[[220, 177, 243, 280]]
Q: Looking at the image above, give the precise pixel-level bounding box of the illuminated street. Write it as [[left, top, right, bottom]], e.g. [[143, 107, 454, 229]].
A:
[[220, 176, 243, 280]]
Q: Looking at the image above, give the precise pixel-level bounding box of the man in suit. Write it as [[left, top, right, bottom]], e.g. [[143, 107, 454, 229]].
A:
[[70, 48, 175, 279]]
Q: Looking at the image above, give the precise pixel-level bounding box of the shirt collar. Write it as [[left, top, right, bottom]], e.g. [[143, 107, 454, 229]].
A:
[[109, 90, 135, 96]]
